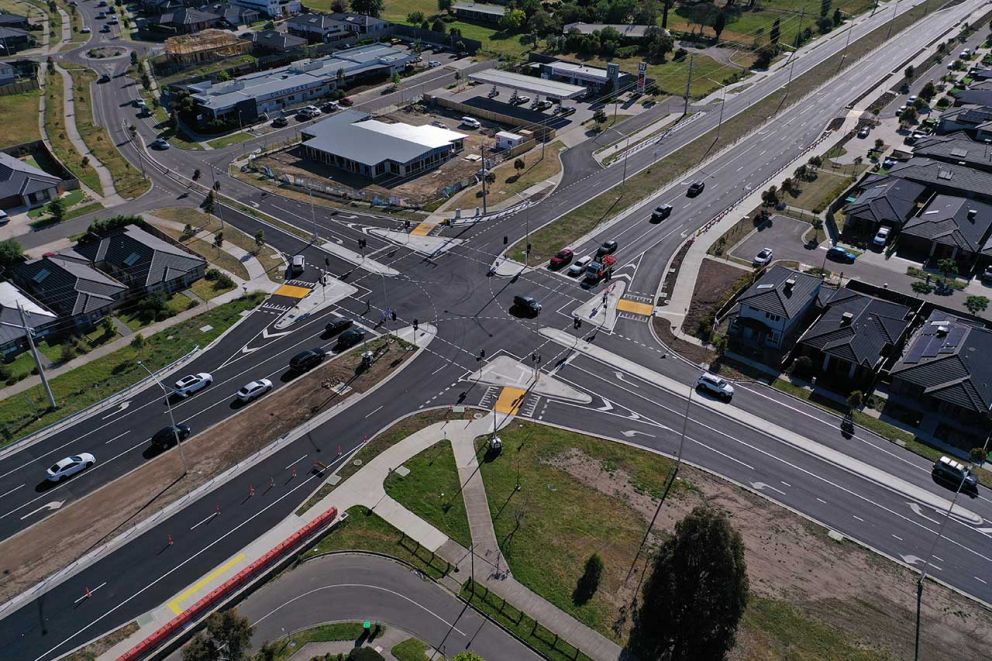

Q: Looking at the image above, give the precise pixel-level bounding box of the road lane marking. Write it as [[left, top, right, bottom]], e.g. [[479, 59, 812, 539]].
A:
[[168, 553, 247, 614], [72, 582, 106, 605], [104, 430, 130, 444], [781, 481, 791, 487], [976, 577, 987, 584], [284, 454, 308, 470], [852, 515, 864, 522], [892, 534, 903, 541], [274, 284, 311, 299], [0, 484, 24, 500], [933, 555, 943, 562], [190, 511, 219, 531], [364, 405, 383, 418], [494, 386, 527, 415], [816, 497, 827, 504], [616, 299, 654, 316]]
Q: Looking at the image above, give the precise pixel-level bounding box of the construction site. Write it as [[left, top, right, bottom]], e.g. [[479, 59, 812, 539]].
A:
[[164, 30, 251, 68]]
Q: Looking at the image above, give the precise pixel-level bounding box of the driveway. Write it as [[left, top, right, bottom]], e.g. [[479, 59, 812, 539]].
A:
[[730, 214, 813, 266]]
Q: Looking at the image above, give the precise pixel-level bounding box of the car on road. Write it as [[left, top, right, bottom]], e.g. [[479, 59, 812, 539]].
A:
[[100, 24, 110, 32], [567, 255, 592, 277], [548, 248, 573, 269], [150, 424, 191, 450], [596, 240, 618, 257], [752, 248, 774, 266], [0, 209, 8, 225], [558, 106, 576, 117], [873, 226, 891, 248], [133, 98, 147, 110], [932, 456, 978, 497], [151, 138, 171, 150], [98, 73, 111, 83], [461, 117, 481, 129], [907, 95, 918, 103], [290, 254, 305, 275], [826, 246, 857, 263], [271, 116, 288, 128], [652, 204, 673, 221], [290, 347, 328, 371], [46, 453, 95, 482], [174, 372, 212, 397], [896, 104, 907, 116], [696, 373, 734, 401], [320, 101, 340, 113], [857, 126, 871, 138], [339, 97, 353, 106], [235, 379, 273, 402], [427, 60, 441, 68], [959, 49, 971, 59], [81, 26, 90, 32], [687, 181, 705, 197], [512, 294, 542, 316], [336, 328, 366, 350], [325, 318, 354, 336]]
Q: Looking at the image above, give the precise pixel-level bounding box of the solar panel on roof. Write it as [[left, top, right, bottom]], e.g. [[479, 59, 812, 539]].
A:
[[756, 283, 774, 289]]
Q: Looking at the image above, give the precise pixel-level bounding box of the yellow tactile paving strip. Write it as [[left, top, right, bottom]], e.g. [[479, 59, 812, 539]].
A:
[[274, 284, 312, 299], [494, 386, 527, 415], [411, 222, 436, 237], [616, 299, 654, 316], [168, 553, 246, 614]]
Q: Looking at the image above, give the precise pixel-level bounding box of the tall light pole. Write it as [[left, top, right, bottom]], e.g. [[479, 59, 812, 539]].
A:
[[137, 360, 188, 476]]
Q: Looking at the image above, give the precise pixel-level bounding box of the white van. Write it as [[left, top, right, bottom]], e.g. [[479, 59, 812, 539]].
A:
[[461, 117, 481, 129]]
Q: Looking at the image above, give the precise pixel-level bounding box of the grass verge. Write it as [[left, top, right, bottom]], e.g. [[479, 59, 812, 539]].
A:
[[64, 621, 139, 661], [0, 293, 263, 444], [206, 131, 252, 149], [44, 71, 102, 193], [384, 440, 472, 548], [391, 638, 431, 661], [448, 142, 563, 209], [256, 622, 371, 661], [305, 506, 453, 579], [0, 88, 41, 149]]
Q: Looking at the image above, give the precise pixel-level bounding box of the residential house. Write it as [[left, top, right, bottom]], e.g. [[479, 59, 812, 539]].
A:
[[911, 133, 992, 174], [888, 310, 992, 448], [140, 0, 199, 12], [0, 26, 35, 54], [0, 13, 30, 30], [13, 252, 127, 330], [197, 3, 259, 27], [326, 12, 390, 37], [877, 158, 992, 203], [0, 152, 63, 211], [251, 28, 306, 54], [452, 2, 505, 25], [727, 266, 824, 360], [899, 195, 992, 268], [287, 12, 352, 43], [0, 281, 57, 359], [951, 82, 992, 108], [73, 225, 206, 297], [0, 61, 16, 86], [154, 7, 223, 34], [843, 176, 928, 238], [230, 0, 301, 18], [936, 105, 992, 140], [794, 286, 914, 389]]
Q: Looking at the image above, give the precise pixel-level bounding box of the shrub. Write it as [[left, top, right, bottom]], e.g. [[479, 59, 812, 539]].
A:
[[130, 333, 145, 348], [970, 447, 987, 464]]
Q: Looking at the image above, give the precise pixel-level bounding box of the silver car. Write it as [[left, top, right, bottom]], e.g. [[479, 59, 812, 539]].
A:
[[696, 373, 734, 401], [236, 379, 273, 402], [47, 453, 96, 482], [567, 255, 592, 277]]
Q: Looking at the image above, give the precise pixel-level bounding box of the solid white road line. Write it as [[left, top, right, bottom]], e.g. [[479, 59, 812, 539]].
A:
[[0, 484, 24, 500], [189, 511, 218, 531], [364, 405, 383, 418], [104, 430, 130, 445], [852, 515, 865, 522], [892, 534, 903, 541], [284, 454, 308, 471], [72, 582, 107, 606]]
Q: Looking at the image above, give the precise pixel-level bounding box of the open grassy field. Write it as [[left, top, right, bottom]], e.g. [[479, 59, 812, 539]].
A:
[[448, 142, 564, 209], [785, 169, 855, 213], [578, 52, 748, 99], [43, 71, 102, 194], [0, 88, 41, 149]]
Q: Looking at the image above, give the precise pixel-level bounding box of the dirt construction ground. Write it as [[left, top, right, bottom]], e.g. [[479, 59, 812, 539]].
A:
[[553, 450, 992, 660], [0, 339, 415, 603]]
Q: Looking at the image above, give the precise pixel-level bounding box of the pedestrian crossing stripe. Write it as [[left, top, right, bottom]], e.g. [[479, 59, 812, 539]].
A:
[[616, 298, 654, 316], [494, 386, 527, 415], [411, 222, 436, 237], [274, 284, 311, 299]]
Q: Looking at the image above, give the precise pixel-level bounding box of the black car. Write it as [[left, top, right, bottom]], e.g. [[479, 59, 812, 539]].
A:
[[687, 181, 705, 197], [290, 347, 327, 371], [512, 295, 542, 316], [271, 116, 288, 128], [150, 424, 191, 450], [325, 318, 354, 336], [336, 328, 366, 350], [596, 240, 618, 258], [651, 204, 673, 221]]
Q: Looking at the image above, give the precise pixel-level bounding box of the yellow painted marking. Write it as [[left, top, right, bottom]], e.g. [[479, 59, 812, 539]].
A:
[[411, 222, 436, 237], [168, 553, 247, 614], [494, 386, 527, 416], [274, 284, 311, 299], [616, 299, 654, 316]]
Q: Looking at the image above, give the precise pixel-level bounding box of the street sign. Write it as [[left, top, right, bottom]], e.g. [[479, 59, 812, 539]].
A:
[[637, 62, 647, 93]]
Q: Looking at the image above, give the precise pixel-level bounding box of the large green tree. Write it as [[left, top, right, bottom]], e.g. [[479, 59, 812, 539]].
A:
[[0, 239, 25, 271], [349, 0, 383, 17], [181, 609, 253, 661], [630, 507, 749, 661]]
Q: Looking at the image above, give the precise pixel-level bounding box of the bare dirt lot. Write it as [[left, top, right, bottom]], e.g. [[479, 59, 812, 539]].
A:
[[256, 110, 488, 208], [683, 256, 752, 340], [552, 449, 992, 660], [0, 339, 415, 603]]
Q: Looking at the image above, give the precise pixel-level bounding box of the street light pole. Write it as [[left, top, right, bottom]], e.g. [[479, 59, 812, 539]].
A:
[[2, 303, 57, 409], [137, 360, 188, 476]]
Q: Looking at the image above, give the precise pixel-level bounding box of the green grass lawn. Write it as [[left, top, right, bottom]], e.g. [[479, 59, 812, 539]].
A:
[[580, 53, 741, 99], [27, 189, 84, 218], [189, 277, 234, 300], [206, 131, 253, 149], [0, 293, 262, 443], [0, 88, 41, 149], [115, 291, 196, 331], [304, 506, 453, 579], [384, 441, 472, 548], [254, 622, 372, 661], [391, 638, 431, 661], [785, 170, 854, 214], [151, 222, 251, 281], [43, 72, 103, 194], [157, 54, 257, 87]]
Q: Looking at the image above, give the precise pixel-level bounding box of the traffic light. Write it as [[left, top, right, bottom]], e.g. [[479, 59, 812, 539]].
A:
[[413, 318, 419, 331], [391, 311, 397, 322], [503, 236, 508, 245], [358, 238, 367, 249]]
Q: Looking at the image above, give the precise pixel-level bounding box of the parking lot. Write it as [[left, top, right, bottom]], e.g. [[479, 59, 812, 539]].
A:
[[433, 81, 601, 132]]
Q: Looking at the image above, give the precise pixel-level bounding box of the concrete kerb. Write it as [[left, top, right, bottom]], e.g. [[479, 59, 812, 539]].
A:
[[0, 329, 429, 622]]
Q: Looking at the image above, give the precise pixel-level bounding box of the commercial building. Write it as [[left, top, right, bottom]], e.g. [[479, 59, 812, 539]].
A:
[[539, 60, 628, 93], [0, 152, 63, 211], [468, 69, 587, 100], [302, 110, 465, 180], [562, 23, 655, 40], [185, 44, 415, 123]]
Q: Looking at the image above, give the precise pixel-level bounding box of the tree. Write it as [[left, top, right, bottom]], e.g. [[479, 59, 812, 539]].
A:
[[451, 653, 486, 661], [631, 507, 748, 661], [661, 0, 673, 29], [790, 355, 813, 377], [213, 231, 224, 250], [754, 43, 776, 69], [349, 0, 383, 17], [254, 230, 265, 253], [905, 65, 915, 80], [47, 198, 66, 223], [391, 72, 401, 85], [713, 11, 726, 41], [820, 0, 832, 17], [348, 649, 385, 661], [593, 108, 607, 129], [781, 177, 796, 195], [817, 16, 832, 34], [833, 7, 843, 26], [966, 295, 989, 314], [499, 8, 526, 32], [182, 610, 253, 661], [407, 10, 424, 24], [770, 18, 781, 45], [202, 190, 215, 214], [847, 390, 863, 411], [135, 292, 170, 323], [431, 17, 445, 33], [527, 9, 558, 36], [937, 257, 958, 280], [437, 0, 452, 12], [331, 0, 347, 11], [513, 158, 525, 179], [970, 447, 987, 464], [573, 553, 604, 605], [644, 25, 674, 63], [130, 51, 138, 67]]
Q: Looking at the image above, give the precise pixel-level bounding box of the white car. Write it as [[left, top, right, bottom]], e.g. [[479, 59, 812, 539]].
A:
[[696, 373, 734, 401], [81, 26, 91, 33], [47, 453, 95, 482], [907, 95, 918, 103], [567, 255, 593, 277], [236, 378, 273, 402], [427, 60, 441, 68], [752, 248, 774, 266], [873, 226, 891, 248], [0, 209, 8, 225], [174, 372, 213, 397], [461, 117, 481, 129]]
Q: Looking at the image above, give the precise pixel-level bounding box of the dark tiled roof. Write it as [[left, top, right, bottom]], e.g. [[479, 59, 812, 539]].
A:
[[74, 225, 204, 288], [0, 13, 29, 27], [891, 310, 992, 415], [252, 29, 306, 50], [0, 26, 29, 40], [0, 281, 56, 347], [901, 195, 992, 254], [0, 152, 61, 201], [952, 89, 992, 106], [972, 69, 992, 80], [159, 7, 219, 26], [884, 157, 992, 198], [846, 177, 926, 226], [736, 265, 822, 320], [15, 252, 126, 317], [912, 132, 992, 170], [287, 13, 345, 30], [797, 287, 913, 367]]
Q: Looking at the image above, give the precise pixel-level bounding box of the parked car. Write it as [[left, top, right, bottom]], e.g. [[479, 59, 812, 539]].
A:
[[151, 138, 170, 150], [336, 328, 366, 350], [981, 266, 992, 284], [133, 98, 147, 109], [98, 72, 111, 82], [0, 209, 8, 225], [549, 248, 574, 269], [510, 94, 530, 105], [826, 246, 857, 263], [290, 347, 327, 371], [696, 373, 734, 401], [338, 97, 353, 106], [687, 181, 705, 197], [596, 240, 618, 257], [320, 101, 339, 113], [567, 255, 592, 277], [558, 106, 576, 117], [150, 424, 191, 450], [81, 26, 90, 33], [932, 456, 978, 497], [427, 60, 441, 68], [857, 126, 871, 138], [752, 248, 774, 266], [512, 294, 542, 316], [652, 204, 673, 221], [271, 116, 288, 128], [873, 226, 891, 248], [100, 24, 110, 33], [461, 117, 481, 129], [533, 99, 553, 111], [46, 453, 95, 482], [174, 372, 212, 397], [235, 379, 273, 402]]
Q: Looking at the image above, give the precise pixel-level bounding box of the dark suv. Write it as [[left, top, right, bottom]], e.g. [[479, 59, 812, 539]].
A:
[[325, 318, 354, 336], [150, 424, 191, 450], [290, 347, 327, 372], [512, 295, 542, 316], [932, 456, 979, 497], [336, 328, 366, 350]]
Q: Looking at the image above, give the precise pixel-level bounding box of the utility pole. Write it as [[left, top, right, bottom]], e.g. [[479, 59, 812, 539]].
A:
[[480, 142, 488, 215], [12, 303, 56, 409], [716, 87, 726, 139], [138, 361, 188, 475], [683, 54, 694, 116], [886, 0, 901, 41], [838, 15, 855, 68], [307, 181, 317, 241]]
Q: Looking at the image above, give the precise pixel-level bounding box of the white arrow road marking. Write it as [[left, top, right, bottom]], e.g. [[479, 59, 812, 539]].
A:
[[262, 327, 294, 339], [597, 398, 614, 412], [621, 430, 655, 439], [101, 401, 130, 420], [975, 527, 992, 536], [241, 345, 261, 354], [751, 481, 786, 496], [615, 372, 638, 387], [908, 502, 943, 526], [900, 554, 925, 566], [20, 500, 65, 520]]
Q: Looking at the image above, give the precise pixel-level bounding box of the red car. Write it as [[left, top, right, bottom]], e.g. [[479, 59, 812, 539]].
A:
[[339, 97, 353, 107], [549, 248, 574, 269]]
